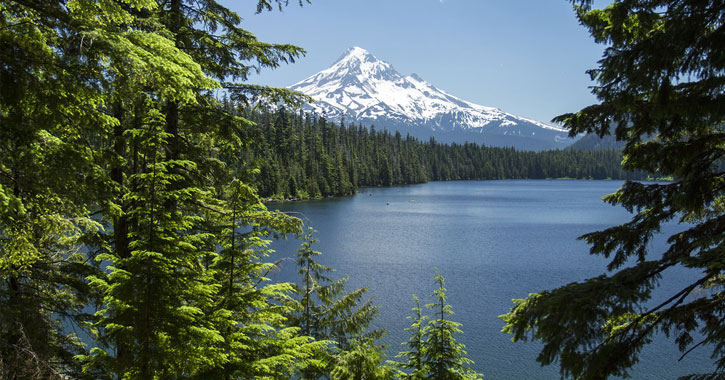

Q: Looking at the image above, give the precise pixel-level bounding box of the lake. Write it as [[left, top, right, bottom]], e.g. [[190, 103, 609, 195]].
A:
[[266, 180, 713, 379]]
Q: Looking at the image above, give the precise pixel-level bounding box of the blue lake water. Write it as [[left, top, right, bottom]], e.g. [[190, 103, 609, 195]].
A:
[[266, 180, 714, 379]]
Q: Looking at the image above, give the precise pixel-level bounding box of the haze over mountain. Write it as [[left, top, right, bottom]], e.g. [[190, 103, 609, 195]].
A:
[[289, 47, 578, 151]]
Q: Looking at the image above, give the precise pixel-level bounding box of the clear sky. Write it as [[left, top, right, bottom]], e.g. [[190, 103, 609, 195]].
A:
[[220, 0, 607, 124]]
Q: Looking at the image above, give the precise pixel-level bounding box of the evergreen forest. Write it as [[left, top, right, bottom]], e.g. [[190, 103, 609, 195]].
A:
[[243, 107, 644, 200]]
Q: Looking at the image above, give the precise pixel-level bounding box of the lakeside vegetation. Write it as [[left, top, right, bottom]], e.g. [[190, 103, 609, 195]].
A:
[[242, 107, 645, 201]]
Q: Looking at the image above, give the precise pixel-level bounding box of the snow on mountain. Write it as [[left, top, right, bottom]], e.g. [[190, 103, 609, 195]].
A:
[[289, 47, 576, 151]]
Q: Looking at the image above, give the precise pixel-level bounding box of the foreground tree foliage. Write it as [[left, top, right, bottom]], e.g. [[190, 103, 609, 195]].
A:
[[291, 227, 381, 379], [502, 1, 725, 379], [394, 273, 482, 380], [1, 0, 324, 379], [0, 1, 175, 378], [82, 0, 317, 377], [330, 337, 394, 380]]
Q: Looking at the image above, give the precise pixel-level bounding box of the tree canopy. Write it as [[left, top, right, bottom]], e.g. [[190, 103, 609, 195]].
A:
[[501, 1, 725, 379], [0, 1, 319, 378]]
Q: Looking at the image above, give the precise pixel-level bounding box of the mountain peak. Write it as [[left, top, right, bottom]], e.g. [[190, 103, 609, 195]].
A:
[[289, 47, 574, 151], [334, 46, 377, 65], [323, 46, 400, 84], [340, 46, 370, 58]]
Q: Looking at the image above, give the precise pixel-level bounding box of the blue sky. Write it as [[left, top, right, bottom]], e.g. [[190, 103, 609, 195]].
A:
[[221, 0, 607, 124]]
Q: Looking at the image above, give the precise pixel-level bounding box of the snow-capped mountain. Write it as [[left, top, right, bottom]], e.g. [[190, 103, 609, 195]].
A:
[[289, 47, 577, 151]]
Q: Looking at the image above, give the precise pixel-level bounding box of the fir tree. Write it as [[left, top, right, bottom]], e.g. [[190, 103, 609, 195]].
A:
[[193, 180, 324, 379], [501, 1, 725, 379], [292, 226, 381, 378], [0, 1, 187, 377], [394, 295, 428, 380], [421, 272, 482, 380], [81, 0, 318, 378], [330, 338, 394, 380], [89, 100, 229, 378]]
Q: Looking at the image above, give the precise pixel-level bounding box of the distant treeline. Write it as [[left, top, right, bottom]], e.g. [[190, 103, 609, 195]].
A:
[[241, 107, 645, 200]]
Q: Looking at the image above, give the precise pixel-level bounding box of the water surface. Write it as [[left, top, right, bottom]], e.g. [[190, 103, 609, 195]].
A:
[[268, 180, 712, 379]]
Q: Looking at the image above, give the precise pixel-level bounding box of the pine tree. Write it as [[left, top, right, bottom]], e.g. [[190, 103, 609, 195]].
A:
[[245, 108, 640, 200], [330, 338, 394, 380], [501, 1, 725, 379], [0, 1, 183, 377], [421, 272, 482, 380], [89, 100, 229, 378], [394, 295, 428, 380], [191, 180, 324, 379], [2, 0, 319, 378], [82, 0, 318, 378], [293, 226, 381, 378]]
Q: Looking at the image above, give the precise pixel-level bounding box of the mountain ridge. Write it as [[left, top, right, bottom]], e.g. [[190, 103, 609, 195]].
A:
[[289, 47, 577, 151]]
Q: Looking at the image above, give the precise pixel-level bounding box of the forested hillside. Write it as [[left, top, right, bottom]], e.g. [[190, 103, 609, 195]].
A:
[[243, 107, 645, 200]]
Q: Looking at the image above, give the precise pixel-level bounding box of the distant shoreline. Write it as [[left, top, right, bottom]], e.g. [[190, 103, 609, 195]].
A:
[[261, 177, 671, 204]]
